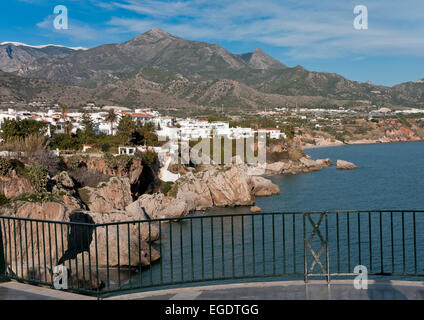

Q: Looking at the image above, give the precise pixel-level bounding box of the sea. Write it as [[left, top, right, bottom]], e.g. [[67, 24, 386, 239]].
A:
[[112, 142, 424, 294]]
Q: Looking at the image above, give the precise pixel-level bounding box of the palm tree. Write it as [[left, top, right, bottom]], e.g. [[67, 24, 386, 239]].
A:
[[60, 107, 68, 121], [65, 121, 73, 136], [105, 109, 117, 135]]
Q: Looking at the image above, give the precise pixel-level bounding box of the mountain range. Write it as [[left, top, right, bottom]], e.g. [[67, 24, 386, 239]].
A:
[[0, 28, 423, 113]]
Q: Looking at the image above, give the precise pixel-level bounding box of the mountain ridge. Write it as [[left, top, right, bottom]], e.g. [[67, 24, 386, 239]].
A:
[[1, 28, 423, 111], [0, 42, 87, 51]]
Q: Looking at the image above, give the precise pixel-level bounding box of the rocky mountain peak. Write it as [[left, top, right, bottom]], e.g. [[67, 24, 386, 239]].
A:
[[239, 48, 287, 70], [253, 48, 265, 54], [145, 28, 173, 38], [131, 28, 178, 43], [123, 28, 180, 48]]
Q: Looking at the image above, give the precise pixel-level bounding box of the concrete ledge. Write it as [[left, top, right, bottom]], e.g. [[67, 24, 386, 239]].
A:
[[0, 281, 96, 300], [2, 279, 424, 300], [106, 280, 424, 300]]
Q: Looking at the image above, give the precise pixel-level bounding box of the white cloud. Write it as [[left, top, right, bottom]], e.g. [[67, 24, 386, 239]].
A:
[[104, 0, 424, 59], [37, 15, 106, 42]]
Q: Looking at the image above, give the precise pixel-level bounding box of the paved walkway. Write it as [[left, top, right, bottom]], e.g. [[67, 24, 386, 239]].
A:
[[0, 281, 95, 300], [108, 280, 424, 300], [1, 280, 424, 300]]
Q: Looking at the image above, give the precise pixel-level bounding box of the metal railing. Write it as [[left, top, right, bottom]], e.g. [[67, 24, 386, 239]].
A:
[[0, 210, 423, 297]]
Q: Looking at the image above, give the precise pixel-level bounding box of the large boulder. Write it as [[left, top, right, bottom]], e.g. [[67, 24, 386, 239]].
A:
[[299, 157, 322, 172], [90, 209, 160, 242], [250, 206, 262, 213], [249, 176, 280, 197], [206, 167, 254, 207], [175, 172, 213, 210], [337, 160, 358, 170], [175, 191, 199, 212], [174, 166, 280, 209], [2, 207, 160, 290], [85, 220, 160, 268], [11, 199, 79, 221], [137, 193, 192, 219], [266, 161, 290, 174], [63, 210, 160, 289], [52, 171, 74, 190], [79, 177, 133, 213], [0, 170, 34, 199], [316, 158, 334, 167], [1, 201, 72, 284], [66, 252, 104, 290], [264, 157, 333, 175], [83, 157, 161, 198]]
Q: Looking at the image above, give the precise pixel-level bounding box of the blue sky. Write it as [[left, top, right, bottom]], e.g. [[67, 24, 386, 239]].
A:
[[2, 0, 424, 86]]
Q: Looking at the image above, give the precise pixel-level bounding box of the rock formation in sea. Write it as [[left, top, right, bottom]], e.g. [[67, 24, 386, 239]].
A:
[[250, 206, 262, 213], [265, 156, 333, 175], [336, 160, 358, 170], [171, 166, 280, 211]]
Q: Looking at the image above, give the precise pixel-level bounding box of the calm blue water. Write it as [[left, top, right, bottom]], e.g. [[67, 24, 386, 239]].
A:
[[114, 142, 424, 293], [258, 141, 424, 212]]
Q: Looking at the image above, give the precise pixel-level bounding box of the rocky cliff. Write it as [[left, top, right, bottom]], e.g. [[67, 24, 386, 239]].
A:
[[0, 136, 333, 290], [171, 165, 281, 211]]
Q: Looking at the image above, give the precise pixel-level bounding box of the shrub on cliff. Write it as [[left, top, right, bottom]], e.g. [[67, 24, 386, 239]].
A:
[[0, 193, 8, 205], [104, 153, 133, 173], [161, 181, 174, 196], [138, 151, 158, 167], [269, 151, 289, 162], [24, 165, 49, 193], [288, 149, 304, 161], [0, 158, 13, 176], [0, 158, 26, 177], [66, 155, 83, 171]]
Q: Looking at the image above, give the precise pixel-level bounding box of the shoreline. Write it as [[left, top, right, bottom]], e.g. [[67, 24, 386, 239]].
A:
[[302, 138, 424, 150], [203, 139, 424, 214]]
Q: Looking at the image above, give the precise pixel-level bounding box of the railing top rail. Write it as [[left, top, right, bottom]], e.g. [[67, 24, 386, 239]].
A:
[[1, 209, 423, 227], [0, 215, 95, 227]]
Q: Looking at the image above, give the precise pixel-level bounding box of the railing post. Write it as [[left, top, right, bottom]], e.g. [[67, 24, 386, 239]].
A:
[[325, 212, 330, 285], [0, 220, 8, 282], [303, 213, 307, 284]]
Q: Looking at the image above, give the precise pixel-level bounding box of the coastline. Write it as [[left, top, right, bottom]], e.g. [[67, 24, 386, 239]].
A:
[[302, 138, 424, 150], [207, 139, 424, 215]]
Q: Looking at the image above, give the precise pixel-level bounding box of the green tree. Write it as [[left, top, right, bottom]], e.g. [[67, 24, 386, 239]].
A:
[[80, 111, 95, 143], [1, 119, 47, 141], [81, 111, 94, 135], [135, 122, 159, 146], [117, 115, 136, 145], [51, 134, 81, 151]]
